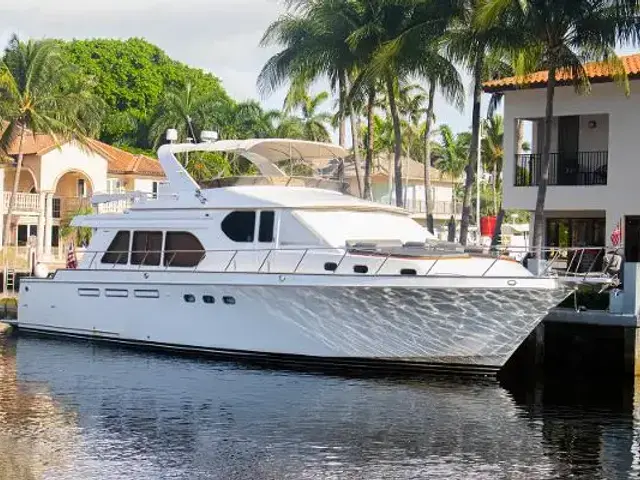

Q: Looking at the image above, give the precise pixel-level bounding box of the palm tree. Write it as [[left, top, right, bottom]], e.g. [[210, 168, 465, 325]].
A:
[[258, 0, 356, 147], [482, 0, 638, 256], [0, 35, 103, 247], [434, 125, 469, 211], [148, 82, 225, 147], [481, 115, 504, 216], [284, 86, 332, 142], [351, 1, 463, 208], [443, 0, 517, 245]]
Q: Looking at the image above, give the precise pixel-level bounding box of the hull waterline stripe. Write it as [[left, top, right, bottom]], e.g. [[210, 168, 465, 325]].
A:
[[14, 326, 501, 377]]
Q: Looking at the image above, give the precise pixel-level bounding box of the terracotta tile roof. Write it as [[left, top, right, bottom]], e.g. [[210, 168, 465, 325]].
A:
[[0, 123, 164, 177], [483, 53, 640, 93], [86, 139, 164, 177]]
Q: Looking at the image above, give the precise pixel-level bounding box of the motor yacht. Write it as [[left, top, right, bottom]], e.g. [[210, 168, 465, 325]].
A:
[[14, 138, 615, 375]]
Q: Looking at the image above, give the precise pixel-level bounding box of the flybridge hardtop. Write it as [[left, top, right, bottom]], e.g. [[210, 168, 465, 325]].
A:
[[16, 138, 619, 375], [80, 139, 402, 226]]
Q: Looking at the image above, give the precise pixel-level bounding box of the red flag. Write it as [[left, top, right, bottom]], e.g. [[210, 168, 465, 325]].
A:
[[611, 220, 622, 246], [66, 242, 78, 269]]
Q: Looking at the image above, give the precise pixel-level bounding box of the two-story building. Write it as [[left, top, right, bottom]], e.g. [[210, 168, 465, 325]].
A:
[[483, 55, 640, 255], [0, 130, 164, 261]]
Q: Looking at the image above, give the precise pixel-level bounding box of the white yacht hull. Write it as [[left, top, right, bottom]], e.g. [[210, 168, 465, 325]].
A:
[[16, 270, 571, 374]]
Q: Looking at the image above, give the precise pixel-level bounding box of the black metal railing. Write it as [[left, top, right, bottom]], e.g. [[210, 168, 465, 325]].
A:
[[515, 151, 608, 186]]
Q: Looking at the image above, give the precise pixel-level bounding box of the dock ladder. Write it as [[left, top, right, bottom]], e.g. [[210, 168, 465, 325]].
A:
[[5, 268, 15, 294]]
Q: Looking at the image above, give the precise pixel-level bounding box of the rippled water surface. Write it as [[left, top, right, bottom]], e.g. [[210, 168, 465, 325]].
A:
[[1, 336, 640, 479]]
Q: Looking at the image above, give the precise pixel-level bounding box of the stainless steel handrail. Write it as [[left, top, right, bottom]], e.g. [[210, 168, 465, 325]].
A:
[[66, 245, 619, 281]]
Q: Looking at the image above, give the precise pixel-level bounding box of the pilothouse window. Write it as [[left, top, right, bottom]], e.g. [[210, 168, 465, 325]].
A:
[[101, 231, 130, 264], [221, 211, 256, 243], [164, 232, 205, 267], [131, 231, 162, 266], [259, 211, 275, 243]]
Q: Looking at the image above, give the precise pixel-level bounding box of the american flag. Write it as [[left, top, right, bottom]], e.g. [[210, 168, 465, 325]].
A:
[[66, 242, 78, 269], [611, 220, 622, 247]]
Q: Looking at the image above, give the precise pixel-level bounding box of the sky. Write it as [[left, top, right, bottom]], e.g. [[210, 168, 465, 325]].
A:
[[0, 0, 486, 139], [2, 0, 639, 142]]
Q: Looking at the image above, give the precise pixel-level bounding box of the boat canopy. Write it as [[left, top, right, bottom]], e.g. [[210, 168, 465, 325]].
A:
[[157, 139, 349, 193]]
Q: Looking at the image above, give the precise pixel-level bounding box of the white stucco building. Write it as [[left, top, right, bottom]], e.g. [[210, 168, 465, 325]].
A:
[[0, 131, 164, 260], [483, 55, 640, 255]]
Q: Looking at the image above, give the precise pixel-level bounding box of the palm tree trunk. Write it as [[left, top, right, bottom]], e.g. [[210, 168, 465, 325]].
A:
[[459, 54, 484, 246], [364, 87, 375, 200], [349, 105, 363, 198], [423, 81, 436, 231], [492, 163, 498, 216], [533, 65, 557, 258], [338, 70, 347, 148], [3, 124, 26, 247], [386, 75, 403, 208]]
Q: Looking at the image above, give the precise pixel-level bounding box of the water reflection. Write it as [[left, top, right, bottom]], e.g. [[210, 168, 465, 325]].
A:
[[0, 336, 639, 479]]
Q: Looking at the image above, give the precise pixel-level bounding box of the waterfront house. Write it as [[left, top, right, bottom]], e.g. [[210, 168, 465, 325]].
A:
[[0, 130, 164, 260], [483, 54, 640, 314], [316, 155, 464, 239]]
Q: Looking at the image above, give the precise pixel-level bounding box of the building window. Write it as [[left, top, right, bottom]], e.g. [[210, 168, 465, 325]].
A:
[[101, 231, 130, 264], [131, 231, 163, 266], [164, 232, 205, 267], [52, 226, 60, 248], [258, 211, 275, 243], [77, 178, 87, 197], [221, 211, 256, 242]]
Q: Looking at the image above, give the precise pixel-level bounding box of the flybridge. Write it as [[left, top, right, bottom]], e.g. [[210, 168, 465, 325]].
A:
[[156, 138, 350, 194]]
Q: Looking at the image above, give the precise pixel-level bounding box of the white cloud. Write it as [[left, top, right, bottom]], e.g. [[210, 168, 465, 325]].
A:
[[0, 0, 475, 136]]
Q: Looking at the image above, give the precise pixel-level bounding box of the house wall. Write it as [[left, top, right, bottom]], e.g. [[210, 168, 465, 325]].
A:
[[40, 143, 107, 193], [134, 178, 158, 194], [503, 80, 640, 238]]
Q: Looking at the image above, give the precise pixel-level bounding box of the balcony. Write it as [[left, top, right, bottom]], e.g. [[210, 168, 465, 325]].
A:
[[515, 151, 608, 187], [3, 192, 40, 214], [404, 199, 462, 217], [2, 193, 131, 217]]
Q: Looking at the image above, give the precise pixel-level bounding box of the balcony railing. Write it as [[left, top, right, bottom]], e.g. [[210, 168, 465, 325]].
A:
[[515, 151, 608, 186], [404, 200, 463, 216], [3, 192, 40, 214]]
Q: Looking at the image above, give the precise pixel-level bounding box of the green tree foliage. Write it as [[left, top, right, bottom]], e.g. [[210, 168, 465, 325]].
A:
[[60, 38, 231, 149]]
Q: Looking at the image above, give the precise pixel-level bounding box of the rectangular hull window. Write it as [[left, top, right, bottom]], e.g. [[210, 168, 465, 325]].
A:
[[134, 289, 160, 299], [78, 288, 100, 297], [105, 289, 129, 298]]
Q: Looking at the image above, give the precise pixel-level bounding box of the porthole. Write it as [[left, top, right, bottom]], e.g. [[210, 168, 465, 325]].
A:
[[203, 295, 215, 304], [353, 265, 368, 274], [324, 262, 338, 272], [400, 269, 417, 276], [184, 294, 196, 303], [223, 296, 236, 305]]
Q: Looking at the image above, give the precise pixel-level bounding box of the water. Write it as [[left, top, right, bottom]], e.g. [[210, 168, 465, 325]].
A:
[[1, 336, 639, 480]]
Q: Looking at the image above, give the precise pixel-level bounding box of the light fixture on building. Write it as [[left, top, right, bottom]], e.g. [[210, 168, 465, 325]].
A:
[[200, 130, 219, 143], [166, 128, 178, 143], [588, 120, 597, 129]]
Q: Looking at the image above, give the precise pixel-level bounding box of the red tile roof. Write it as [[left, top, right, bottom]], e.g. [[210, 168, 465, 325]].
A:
[[0, 124, 164, 178], [85, 139, 164, 177], [483, 53, 640, 92]]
